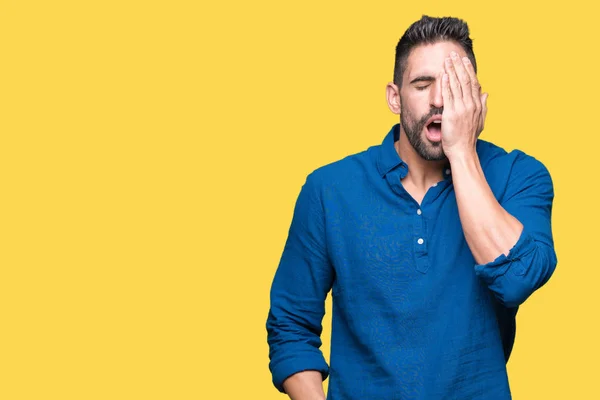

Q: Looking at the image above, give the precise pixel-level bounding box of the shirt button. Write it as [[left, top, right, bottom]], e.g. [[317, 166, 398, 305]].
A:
[[417, 209, 422, 215], [445, 168, 451, 175], [417, 238, 424, 245]]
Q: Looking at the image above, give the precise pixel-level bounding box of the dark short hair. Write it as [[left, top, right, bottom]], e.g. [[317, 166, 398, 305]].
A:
[[393, 15, 477, 86]]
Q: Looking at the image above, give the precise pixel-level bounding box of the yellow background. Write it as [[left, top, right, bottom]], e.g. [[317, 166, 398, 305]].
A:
[[1, 0, 597, 398]]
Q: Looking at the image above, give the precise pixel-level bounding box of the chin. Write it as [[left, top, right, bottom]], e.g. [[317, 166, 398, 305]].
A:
[[422, 144, 446, 161], [424, 153, 446, 162], [419, 136, 445, 160]]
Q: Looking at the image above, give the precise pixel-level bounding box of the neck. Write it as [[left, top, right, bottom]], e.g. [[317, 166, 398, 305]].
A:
[[395, 128, 448, 191]]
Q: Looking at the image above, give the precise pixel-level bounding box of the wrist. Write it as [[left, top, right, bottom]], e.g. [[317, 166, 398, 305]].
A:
[[446, 146, 478, 166]]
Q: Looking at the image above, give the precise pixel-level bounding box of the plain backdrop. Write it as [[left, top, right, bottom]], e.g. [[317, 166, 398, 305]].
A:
[[1, 1, 598, 399]]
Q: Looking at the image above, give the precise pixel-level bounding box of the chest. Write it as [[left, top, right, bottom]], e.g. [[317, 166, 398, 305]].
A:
[[324, 189, 477, 302]]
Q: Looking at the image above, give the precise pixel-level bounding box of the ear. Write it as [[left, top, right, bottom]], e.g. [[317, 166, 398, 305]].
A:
[[386, 82, 401, 115]]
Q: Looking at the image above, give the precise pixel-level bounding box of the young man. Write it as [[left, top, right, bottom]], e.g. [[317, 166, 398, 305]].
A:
[[266, 15, 557, 400]]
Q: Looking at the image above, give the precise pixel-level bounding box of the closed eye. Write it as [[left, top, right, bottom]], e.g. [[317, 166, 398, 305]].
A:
[[410, 76, 436, 91]]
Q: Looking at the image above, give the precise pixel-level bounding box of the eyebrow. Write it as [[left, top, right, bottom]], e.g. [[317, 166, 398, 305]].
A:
[[409, 75, 436, 85]]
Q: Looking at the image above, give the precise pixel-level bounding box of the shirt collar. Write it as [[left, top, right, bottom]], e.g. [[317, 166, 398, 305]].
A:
[[376, 124, 405, 177]]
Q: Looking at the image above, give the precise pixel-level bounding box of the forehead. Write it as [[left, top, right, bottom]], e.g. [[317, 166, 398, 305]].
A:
[[404, 41, 468, 82]]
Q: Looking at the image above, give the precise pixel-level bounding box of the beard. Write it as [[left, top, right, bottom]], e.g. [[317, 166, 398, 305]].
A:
[[400, 101, 446, 161]]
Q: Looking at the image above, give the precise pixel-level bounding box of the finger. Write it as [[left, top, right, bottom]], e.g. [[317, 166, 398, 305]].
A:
[[444, 57, 463, 106], [450, 52, 473, 106], [481, 92, 488, 122], [478, 92, 489, 135], [462, 57, 481, 110], [442, 72, 453, 110]]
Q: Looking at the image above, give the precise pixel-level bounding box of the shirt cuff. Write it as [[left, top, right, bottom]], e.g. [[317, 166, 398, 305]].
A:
[[473, 229, 536, 284], [271, 352, 329, 393]]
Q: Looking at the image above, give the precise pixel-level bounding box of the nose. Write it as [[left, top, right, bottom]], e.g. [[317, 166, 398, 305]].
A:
[[430, 77, 443, 109]]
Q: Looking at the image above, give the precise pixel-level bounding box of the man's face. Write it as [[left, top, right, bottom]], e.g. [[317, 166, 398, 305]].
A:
[[399, 41, 470, 161]]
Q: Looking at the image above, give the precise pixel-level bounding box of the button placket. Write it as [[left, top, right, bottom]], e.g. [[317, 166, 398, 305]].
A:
[[413, 205, 429, 274]]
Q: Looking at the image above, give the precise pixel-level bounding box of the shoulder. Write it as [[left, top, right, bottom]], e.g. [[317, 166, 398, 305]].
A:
[[476, 139, 554, 199], [477, 139, 553, 181], [305, 145, 378, 190]]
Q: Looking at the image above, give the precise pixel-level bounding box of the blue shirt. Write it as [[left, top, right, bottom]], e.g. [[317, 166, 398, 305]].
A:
[[267, 124, 557, 399]]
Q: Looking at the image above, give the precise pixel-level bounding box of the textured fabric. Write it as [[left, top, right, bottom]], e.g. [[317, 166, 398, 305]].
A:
[[266, 124, 557, 399]]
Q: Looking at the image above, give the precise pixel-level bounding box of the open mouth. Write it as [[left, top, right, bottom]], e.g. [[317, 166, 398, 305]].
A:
[[427, 121, 442, 135], [426, 120, 442, 142]]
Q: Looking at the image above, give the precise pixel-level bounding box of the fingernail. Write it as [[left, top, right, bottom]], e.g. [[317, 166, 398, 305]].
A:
[[463, 57, 470, 64], [451, 51, 458, 59]]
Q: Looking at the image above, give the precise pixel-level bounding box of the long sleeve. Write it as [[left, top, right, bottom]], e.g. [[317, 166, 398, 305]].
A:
[[474, 152, 558, 308], [266, 172, 334, 393]]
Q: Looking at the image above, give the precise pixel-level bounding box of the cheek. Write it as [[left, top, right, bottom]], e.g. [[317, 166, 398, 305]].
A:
[[401, 95, 429, 120]]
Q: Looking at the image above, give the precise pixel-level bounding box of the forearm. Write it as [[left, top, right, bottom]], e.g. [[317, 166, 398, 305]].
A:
[[282, 371, 326, 400], [449, 150, 523, 265], [267, 173, 333, 393]]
